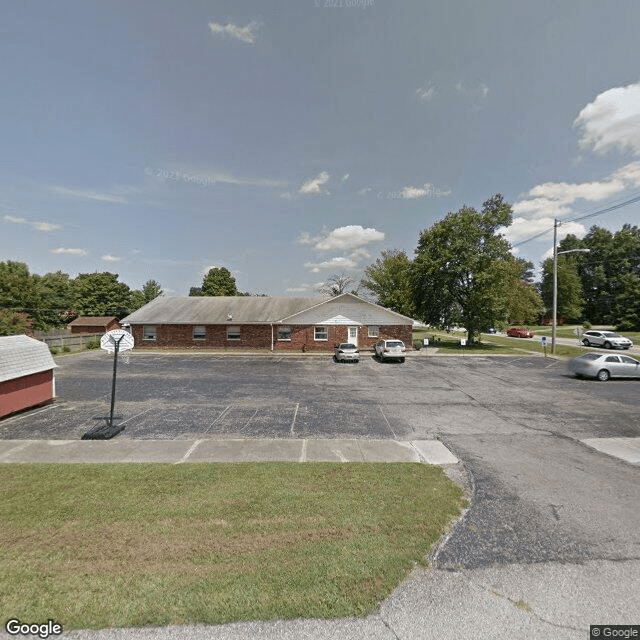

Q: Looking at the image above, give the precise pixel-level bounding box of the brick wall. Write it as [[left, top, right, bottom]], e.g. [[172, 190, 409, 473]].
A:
[[130, 323, 413, 351]]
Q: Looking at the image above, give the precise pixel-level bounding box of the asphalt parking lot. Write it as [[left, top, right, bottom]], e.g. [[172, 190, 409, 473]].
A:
[[1, 350, 639, 442], [2, 351, 639, 638]]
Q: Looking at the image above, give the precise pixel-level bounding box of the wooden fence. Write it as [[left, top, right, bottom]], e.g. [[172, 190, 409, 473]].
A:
[[33, 330, 102, 350]]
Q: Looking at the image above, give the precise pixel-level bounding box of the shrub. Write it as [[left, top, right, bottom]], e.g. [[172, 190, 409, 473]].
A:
[[85, 337, 100, 350], [583, 321, 592, 330], [49, 346, 59, 355], [62, 345, 71, 353]]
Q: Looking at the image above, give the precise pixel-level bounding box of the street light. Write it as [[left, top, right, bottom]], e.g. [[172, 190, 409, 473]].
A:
[[552, 218, 590, 354]]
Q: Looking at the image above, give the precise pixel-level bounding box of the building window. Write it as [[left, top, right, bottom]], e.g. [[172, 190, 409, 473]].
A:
[[278, 325, 292, 341], [193, 325, 206, 340], [227, 326, 241, 341], [368, 325, 379, 338], [142, 325, 156, 341], [314, 326, 328, 341]]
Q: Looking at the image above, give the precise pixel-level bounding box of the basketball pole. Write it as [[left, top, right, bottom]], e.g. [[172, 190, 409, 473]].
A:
[[108, 334, 125, 429]]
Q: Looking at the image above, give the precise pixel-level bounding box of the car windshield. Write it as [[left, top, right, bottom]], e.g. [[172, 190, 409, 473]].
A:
[[603, 332, 620, 337], [339, 344, 356, 349], [579, 354, 602, 360], [386, 341, 404, 348]]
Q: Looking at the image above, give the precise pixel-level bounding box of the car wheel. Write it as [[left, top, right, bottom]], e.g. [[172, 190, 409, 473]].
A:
[[604, 341, 612, 349], [597, 369, 610, 382], [582, 339, 590, 347], [400, 357, 405, 363]]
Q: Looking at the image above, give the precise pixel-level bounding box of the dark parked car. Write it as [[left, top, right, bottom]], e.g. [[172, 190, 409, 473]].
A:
[[506, 327, 534, 338], [569, 352, 640, 381]]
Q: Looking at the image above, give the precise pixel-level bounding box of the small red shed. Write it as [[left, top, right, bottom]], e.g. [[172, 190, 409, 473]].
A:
[[0, 335, 58, 419], [68, 316, 121, 335]]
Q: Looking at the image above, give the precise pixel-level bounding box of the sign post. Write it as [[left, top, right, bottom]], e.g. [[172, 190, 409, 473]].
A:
[[82, 330, 135, 440], [540, 335, 548, 358], [460, 338, 466, 355]]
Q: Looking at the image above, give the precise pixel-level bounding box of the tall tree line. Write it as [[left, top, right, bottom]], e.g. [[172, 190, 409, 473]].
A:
[[0, 261, 163, 334]]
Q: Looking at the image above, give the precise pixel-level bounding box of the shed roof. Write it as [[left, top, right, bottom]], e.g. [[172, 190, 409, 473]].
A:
[[0, 335, 57, 383], [121, 296, 329, 325], [68, 316, 119, 327]]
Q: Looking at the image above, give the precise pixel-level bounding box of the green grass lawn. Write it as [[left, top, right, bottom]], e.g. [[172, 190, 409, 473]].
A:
[[412, 329, 586, 358], [0, 462, 465, 630]]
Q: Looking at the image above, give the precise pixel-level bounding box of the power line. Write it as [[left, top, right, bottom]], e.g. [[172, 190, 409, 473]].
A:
[[511, 191, 640, 249]]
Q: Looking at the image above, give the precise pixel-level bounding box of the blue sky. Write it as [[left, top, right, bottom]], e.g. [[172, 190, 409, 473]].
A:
[[2, 1, 640, 296]]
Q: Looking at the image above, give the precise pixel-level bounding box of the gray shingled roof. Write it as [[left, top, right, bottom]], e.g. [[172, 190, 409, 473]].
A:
[[0, 335, 57, 383], [121, 296, 329, 325]]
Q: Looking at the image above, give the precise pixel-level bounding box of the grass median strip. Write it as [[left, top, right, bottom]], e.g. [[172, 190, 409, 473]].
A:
[[0, 462, 465, 630]]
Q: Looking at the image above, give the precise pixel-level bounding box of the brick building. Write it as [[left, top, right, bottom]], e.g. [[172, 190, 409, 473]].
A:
[[68, 316, 121, 335], [121, 293, 416, 351], [0, 335, 57, 419]]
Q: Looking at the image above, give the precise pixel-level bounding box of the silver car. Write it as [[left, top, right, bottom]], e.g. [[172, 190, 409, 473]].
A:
[[569, 352, 640, 381], [374, 339, 406, 363], [581, 330, 633, 350], [334, 343, 359, 363]]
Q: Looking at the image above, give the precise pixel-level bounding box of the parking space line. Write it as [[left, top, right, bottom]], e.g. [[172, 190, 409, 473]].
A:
[[290, 403, 299, 436], [119, 406, 154, 426], [299, 438, 307, 462], [206, 405, 231, 431], [175, 439, 202, 464], [243, 409, 259, 430], [1, 404, 57, 425], [379, 406, 397, 439]]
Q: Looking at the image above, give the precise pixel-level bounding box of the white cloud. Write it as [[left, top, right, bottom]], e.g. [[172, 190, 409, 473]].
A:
[[357, 187, 372, 196], [574, 81, 640, 156], [400, 183, 452, 199], [298, 171, 330, 195], [341, 173, 350, 182], [296, 232, 315, 245], [32, 221, 62, 232], [513, 161, 640, 228], [51, 186, 130, 204], [504, 216, 587, 246], [416, 84, 437, 102], [3, 214, 27, 224], [455, 82, 489, 100], [208, 21, 260, 44], [313, 225, 385, 251], [4, 214, 61, 232], [285, 285, 312, 293], [101, 254, 121, 262], [304, 256, 359, 273], [51, 247, 88, 256]]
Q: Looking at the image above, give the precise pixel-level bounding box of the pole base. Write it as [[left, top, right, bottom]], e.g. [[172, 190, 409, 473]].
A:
[[82, 417, 125, 440]]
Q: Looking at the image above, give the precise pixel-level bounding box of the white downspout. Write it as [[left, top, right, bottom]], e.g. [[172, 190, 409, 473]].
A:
[[271, 324, 274, 351]]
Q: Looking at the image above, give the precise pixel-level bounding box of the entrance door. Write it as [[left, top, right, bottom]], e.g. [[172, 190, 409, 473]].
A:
[[348, 326, 358, 347]]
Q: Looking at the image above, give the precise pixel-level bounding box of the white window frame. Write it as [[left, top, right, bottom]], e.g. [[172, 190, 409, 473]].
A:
[[368, 325, 379, 338], [314, 326, 328, 341], [193, 325, 206, 340], [142, 325, 156, 341], [278, 325, 292, 341], [227, 326, 241, 341]]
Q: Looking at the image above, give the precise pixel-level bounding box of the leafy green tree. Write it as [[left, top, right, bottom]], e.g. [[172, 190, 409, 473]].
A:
[[614, 272, 640, 331], [128, 289, 146, 312], [192, 267, 238, 296], [0, 309, 32, 335], [35, 270, 74, 328], [0, 261, 40, 312], [72, 272, 132, 317], [361, 250, 415, 316], [411, 194, 515, 342], [142, 279, 163, 303], [540, 255, 584, 322], [516, 258, 535, 284]]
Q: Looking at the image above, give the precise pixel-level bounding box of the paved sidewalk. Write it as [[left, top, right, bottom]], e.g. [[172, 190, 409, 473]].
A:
[[0, 437, 458, 465]]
